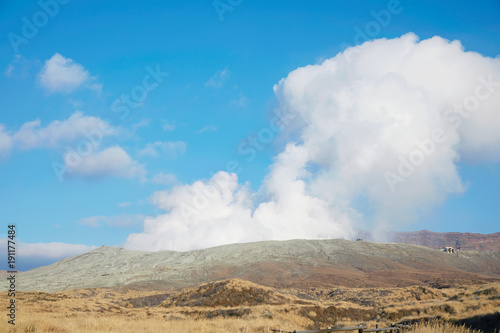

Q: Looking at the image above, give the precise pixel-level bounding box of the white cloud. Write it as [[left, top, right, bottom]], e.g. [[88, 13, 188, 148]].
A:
[[272, 33, 500, 236], [0, 125, 12, 159], [197, 124, 217, 133], [0, 238, 96, 260], [138, 141, 186, 158], [4, 54, 31, 79], [38, 53, 100, 94], [253, 143, 357, 241], [124, 34, 500, 251], [0, 112, 131, 184], [64, 146, 147, 181], [162, 120, 175, 131], [118, 201, 132, 208], [152, 172, 178, 185], [125, 169, 354, 251], [20, 242, 96, 259], [5, 63, 15, 77], [230, 94, 248, 108], [131, 119, 150, 132], [205, 68, 229, 88], [79, 214, 144, 228], [12, 111, 114, 150], [1, 112, 153, 183], [78, 216, 101, 227], [125, 172, 259, 251]]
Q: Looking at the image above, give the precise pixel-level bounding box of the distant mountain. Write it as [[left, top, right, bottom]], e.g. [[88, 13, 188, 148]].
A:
[[391, 230, 500, 251], [2, 239, 499, 293]]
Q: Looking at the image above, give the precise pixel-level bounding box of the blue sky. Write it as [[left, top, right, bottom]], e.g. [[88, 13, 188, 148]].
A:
[[0, 0, 499, 270]]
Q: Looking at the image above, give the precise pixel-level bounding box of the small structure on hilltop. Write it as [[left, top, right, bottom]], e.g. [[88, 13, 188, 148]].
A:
[[442, 246, 457, 253], [356, 238, 363, 241]]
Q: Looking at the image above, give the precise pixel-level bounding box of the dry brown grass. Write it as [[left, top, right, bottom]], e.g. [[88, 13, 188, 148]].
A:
[[408, 321, 482, 333], [1, 280, 499, 332]]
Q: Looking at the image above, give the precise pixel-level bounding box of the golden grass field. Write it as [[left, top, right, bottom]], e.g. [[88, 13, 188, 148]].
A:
[[1, 279, 499, 333]]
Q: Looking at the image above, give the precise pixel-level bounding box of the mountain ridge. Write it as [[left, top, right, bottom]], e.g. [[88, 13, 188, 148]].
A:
[[390, 230, 500, 251], [3, 238, 499, 293]]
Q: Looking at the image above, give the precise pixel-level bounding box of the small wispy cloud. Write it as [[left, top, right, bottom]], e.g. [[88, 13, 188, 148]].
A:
[[197, 124, 217, 133], [0, 125, 13, 160], [162, 120, 175, 131], [230, 93, 248, 108], [131, 119, 150, 132], [138, 141, 186, 158], [4, 54, 32, 79], [152, 172, 178, 185], [79, 214, 145, 228], [205, 68, 229, 88], [118, 201, 132, 208]]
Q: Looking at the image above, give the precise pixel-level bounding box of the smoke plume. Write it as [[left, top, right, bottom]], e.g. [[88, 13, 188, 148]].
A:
[[125, 33, 500, 251]]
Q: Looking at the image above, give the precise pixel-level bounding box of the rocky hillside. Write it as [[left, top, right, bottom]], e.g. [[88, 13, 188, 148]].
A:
[[391, 230, 500, 251], [159, 279, 300, 308], [2, 239, 499, 292]]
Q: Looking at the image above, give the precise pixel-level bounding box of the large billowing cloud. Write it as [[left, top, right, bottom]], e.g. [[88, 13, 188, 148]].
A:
[[126, 33, 500, 251], [126, 165, 356, 251], [126, 172, 259, 250], [274, 33, 500, 236]]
